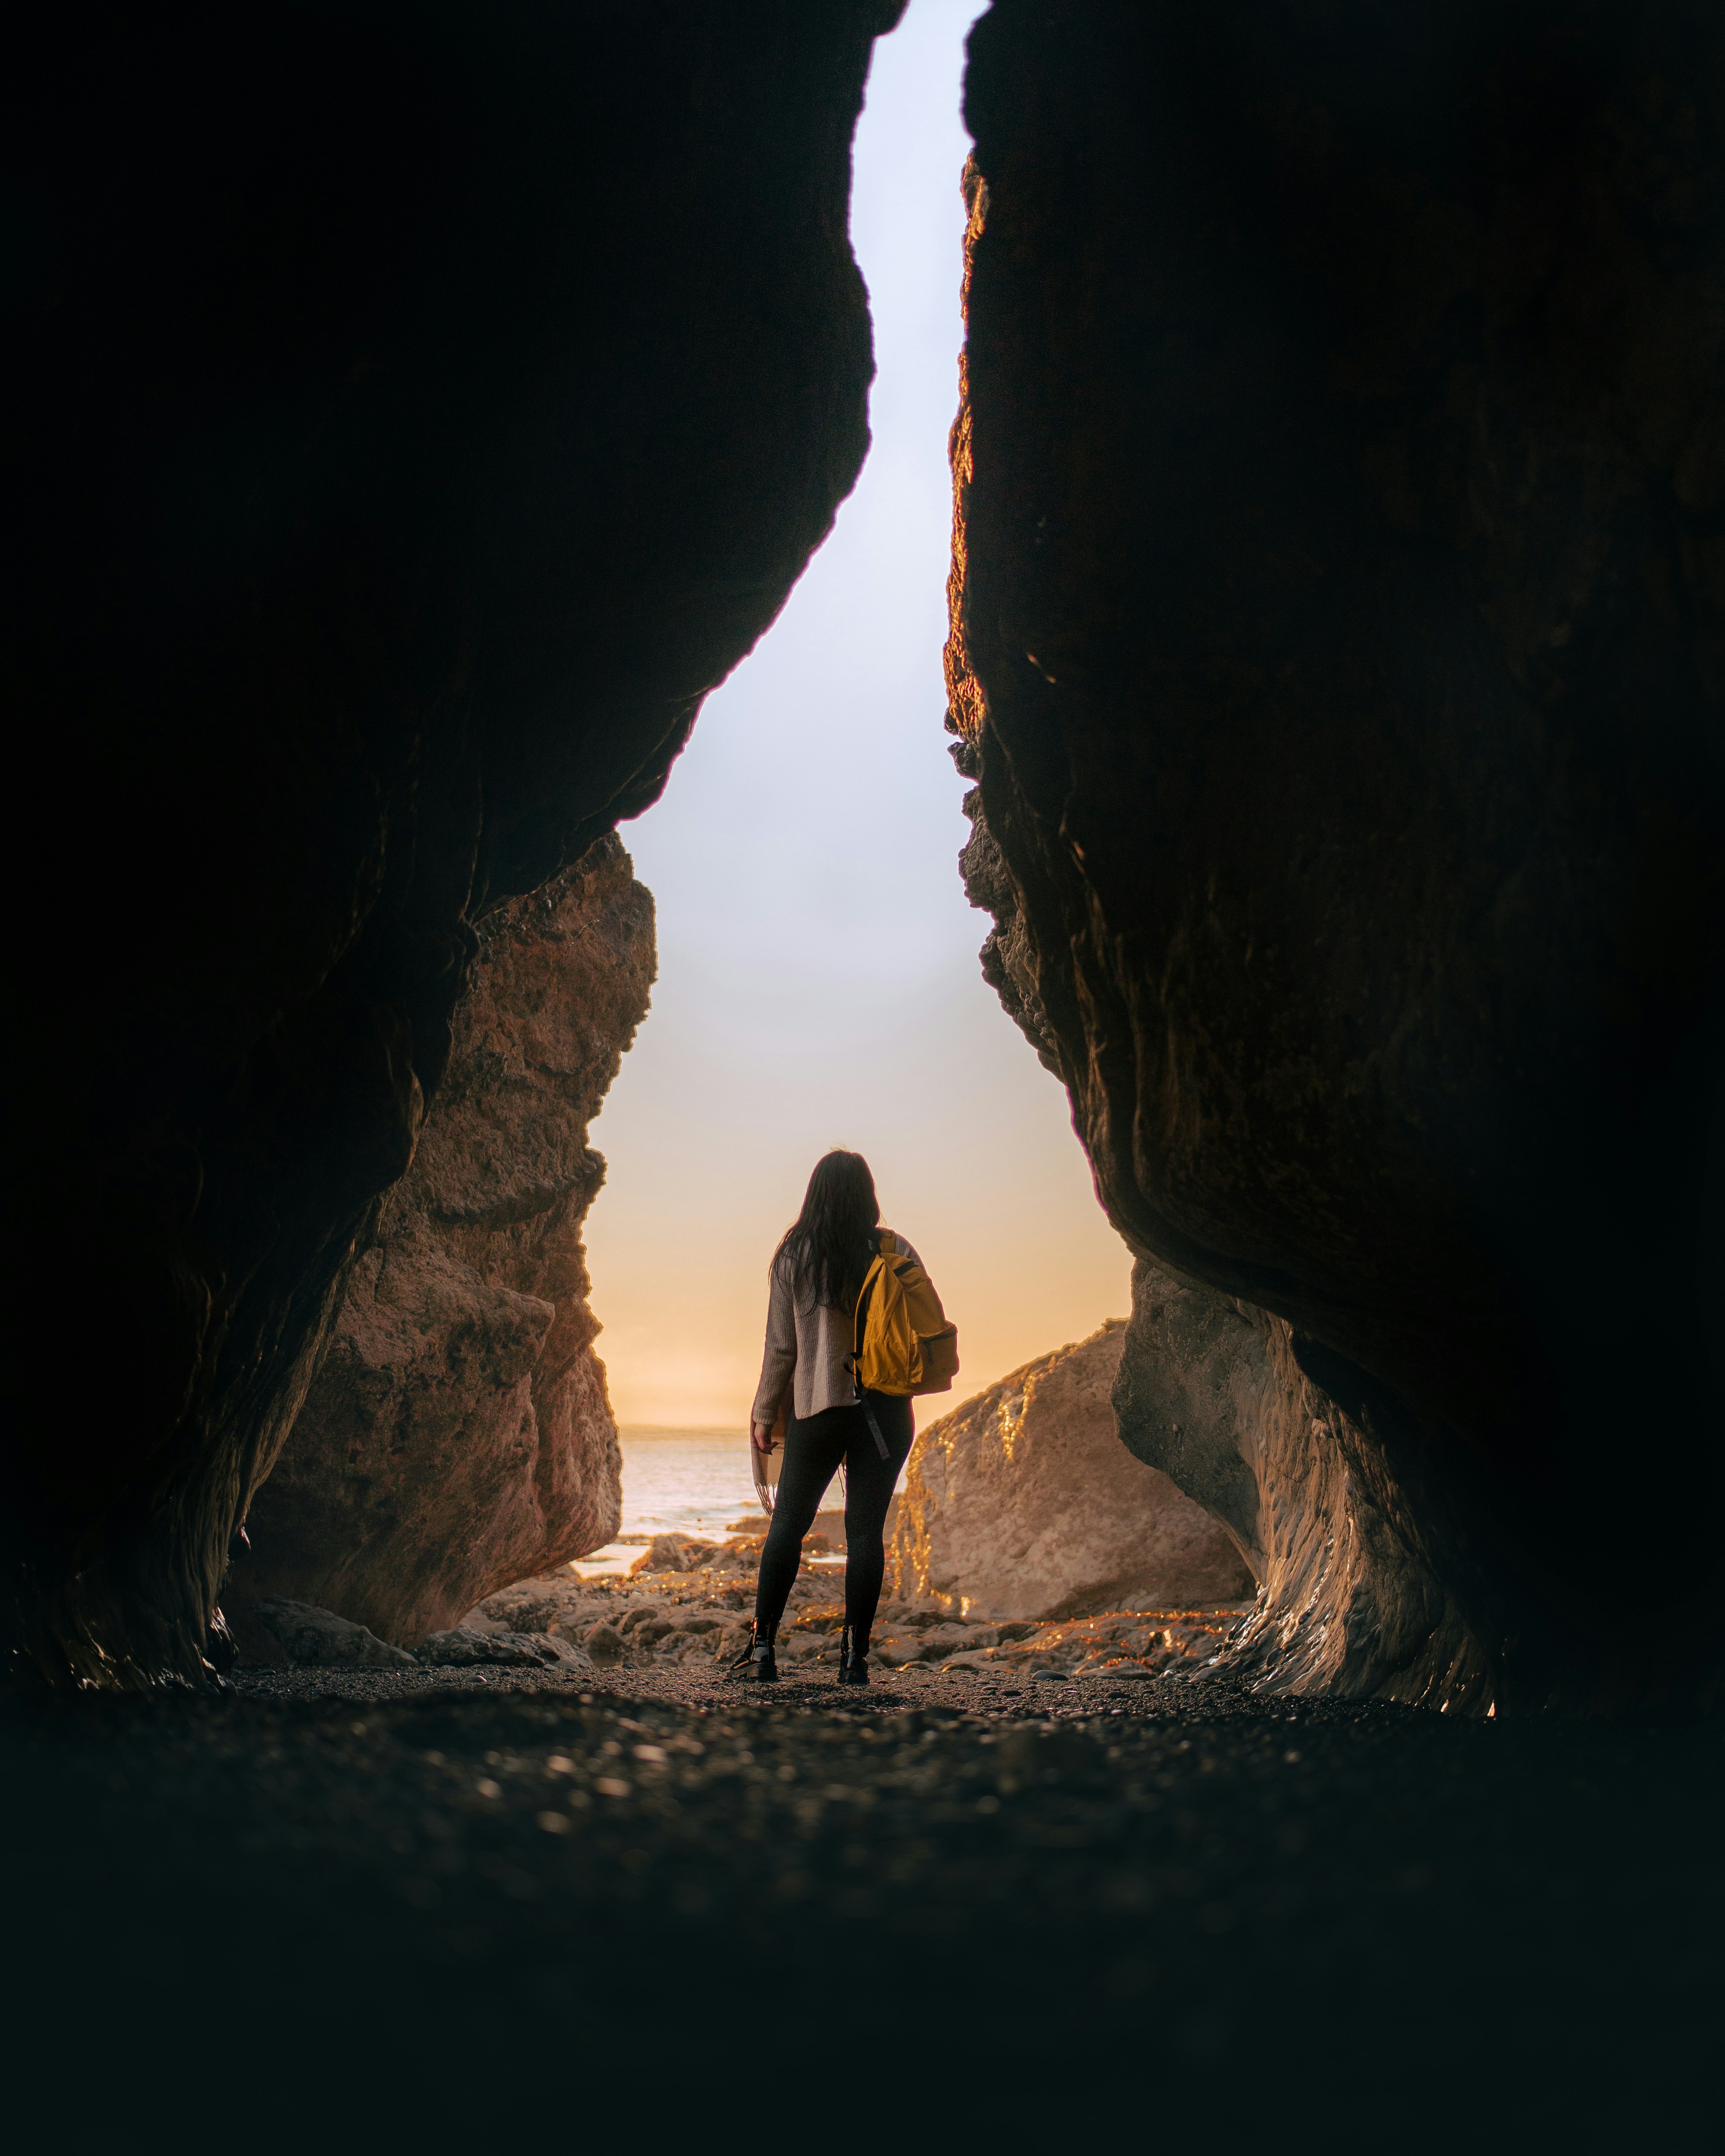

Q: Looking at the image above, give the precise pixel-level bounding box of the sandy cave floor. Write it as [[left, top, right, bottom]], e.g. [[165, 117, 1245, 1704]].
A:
[[1, 1648, 1718, 2148]]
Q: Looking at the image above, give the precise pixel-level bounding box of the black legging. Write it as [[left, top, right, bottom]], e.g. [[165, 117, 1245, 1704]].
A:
[[754, 1392, 914, 1653]]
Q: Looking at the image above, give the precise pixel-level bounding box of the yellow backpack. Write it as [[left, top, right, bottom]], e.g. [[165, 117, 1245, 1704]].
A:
[[852, 1230, 960, 1399]]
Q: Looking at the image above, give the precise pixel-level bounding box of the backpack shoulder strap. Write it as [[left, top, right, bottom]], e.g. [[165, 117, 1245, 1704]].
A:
[[854, 1238, 888, 1356]]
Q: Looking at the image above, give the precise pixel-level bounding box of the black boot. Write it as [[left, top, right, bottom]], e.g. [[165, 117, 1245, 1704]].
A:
[[732, 1628, 777, 1682], [837, 1624, 869, 1685]]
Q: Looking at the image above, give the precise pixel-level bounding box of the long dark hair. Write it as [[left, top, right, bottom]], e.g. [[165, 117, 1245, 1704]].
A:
[[773, 1150, 880, 1313]]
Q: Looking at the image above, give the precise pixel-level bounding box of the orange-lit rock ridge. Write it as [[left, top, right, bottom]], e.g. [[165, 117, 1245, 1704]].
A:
[[941, 155, 989, 752]]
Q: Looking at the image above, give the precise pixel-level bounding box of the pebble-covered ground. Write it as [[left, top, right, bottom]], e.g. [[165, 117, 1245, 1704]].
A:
[[3, 1643, 1717, 2150], [441, 1534, 1254, 1689]]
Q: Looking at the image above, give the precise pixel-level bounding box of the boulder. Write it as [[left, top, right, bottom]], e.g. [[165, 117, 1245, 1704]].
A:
[[230, 837, 651, 1645], [630, 1532, 791, 1577], [416, 1628, 588, 1672], [869, 1634, 931, 1669], [230, 1598, 417, 1672], [887, 1322, 1253, 1621], [473, 1580, 610, 1639], [630, 1535, 717, 1577], [921, 1623, 997, 1657], [653, 1630, 713, 1660], [952, 4, 1725, 1707]]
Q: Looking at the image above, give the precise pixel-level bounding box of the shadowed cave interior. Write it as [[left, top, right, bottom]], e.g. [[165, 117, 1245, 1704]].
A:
[[3, 1, 1720, 2140]]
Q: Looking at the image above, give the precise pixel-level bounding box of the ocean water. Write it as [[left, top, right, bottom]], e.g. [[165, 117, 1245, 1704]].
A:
[[571, 1426, 774, 1577]]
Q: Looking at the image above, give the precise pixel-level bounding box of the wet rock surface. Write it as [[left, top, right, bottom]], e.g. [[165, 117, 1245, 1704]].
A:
[[953, 1, 1725, 1706], [232, 837, 652, 1644], [890, 1320, 1252, 1618], [2, 1664, 1714, 2140]]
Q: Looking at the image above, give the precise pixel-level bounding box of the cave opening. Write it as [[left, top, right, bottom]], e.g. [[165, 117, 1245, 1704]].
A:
[[214, 0, 1137, 1647], [582, 0, 1127, 1443], [6, 2, 1720, 2135]]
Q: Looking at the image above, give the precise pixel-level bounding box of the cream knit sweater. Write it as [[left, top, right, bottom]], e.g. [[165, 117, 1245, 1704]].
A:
[[750, 1233, 923, 1427]]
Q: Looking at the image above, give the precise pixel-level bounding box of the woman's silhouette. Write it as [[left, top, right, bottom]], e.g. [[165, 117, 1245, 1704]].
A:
[[743, 1149, 918, 1683]]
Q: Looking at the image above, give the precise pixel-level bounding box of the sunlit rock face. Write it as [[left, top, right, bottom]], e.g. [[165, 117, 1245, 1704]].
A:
[[1115, 1262, 1492, 1711], [955, 2, 1725, 1708], [229, 837, 651, 1645], [889, 1323, 1254, 1620], [6, 2, 907, 1688]]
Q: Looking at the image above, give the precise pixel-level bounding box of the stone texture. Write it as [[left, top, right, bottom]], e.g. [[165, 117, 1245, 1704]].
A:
[[953, 1, 1725, 1709], [1115, 1260, 1492, 1711], [584, 1625, 625, 1667], [888, 1322, 1254, 1620], [429, 1563, 1237, 1685], [416, 1627, 590, 1672], [229, 1598, 418, 1672], [8, 2, 907, 1688], [630, 1535, 725, 1577], [230, 836, 650, 1645], [628, 1536, 779, 1579]]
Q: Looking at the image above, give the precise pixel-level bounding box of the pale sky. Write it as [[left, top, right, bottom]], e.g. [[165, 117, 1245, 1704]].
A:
[[583, 0, 1131, 1428]]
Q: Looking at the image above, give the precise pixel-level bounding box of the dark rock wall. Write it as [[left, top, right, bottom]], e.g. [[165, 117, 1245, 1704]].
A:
[[231, 836, 652, 1646], [955, 1, 1725, 1708], [5, 2, 905, 1687]]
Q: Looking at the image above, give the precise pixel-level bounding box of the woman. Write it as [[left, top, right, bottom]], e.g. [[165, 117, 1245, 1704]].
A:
[[742, 1149, 917, 1685]]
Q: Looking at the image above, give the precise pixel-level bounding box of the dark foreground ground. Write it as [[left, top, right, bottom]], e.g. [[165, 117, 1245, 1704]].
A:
[[2, 1661, 1717, 2153]]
